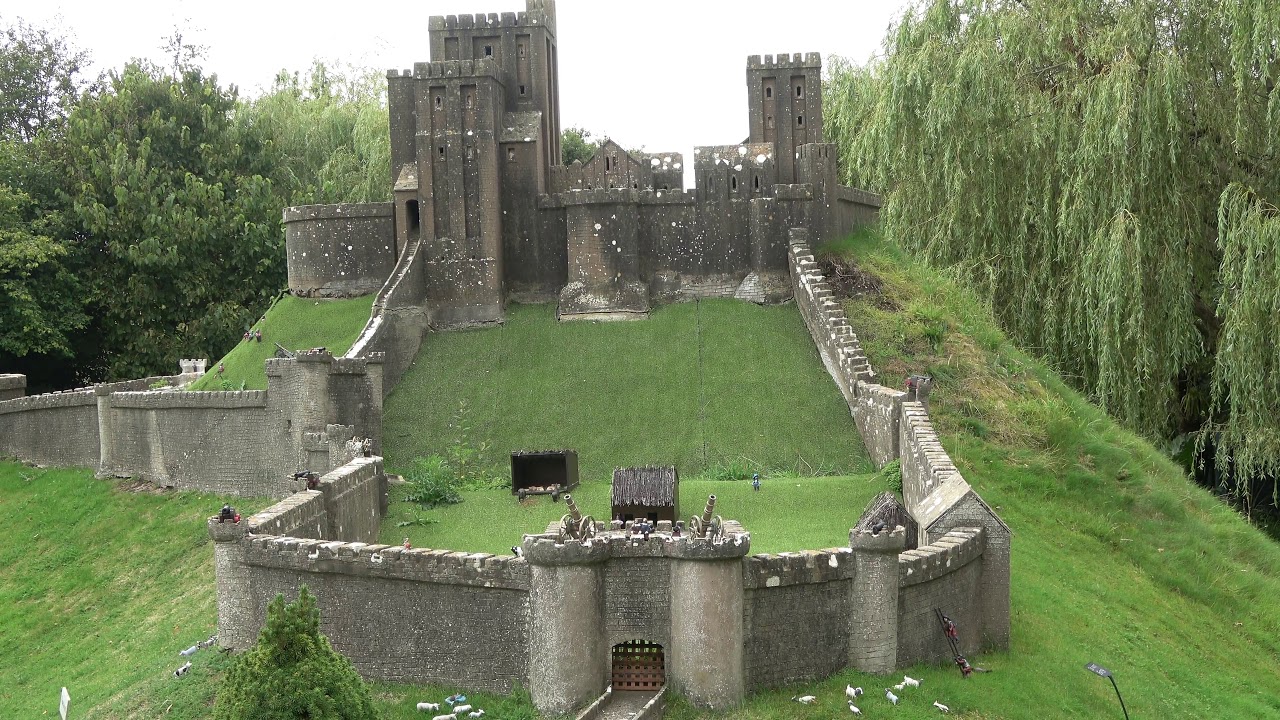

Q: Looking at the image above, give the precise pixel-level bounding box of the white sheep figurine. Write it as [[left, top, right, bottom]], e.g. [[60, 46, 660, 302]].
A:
[[468, 711, 485, 718], [416, 702, 440, 712], [430, 713, 456, 720], [452, 704, 472, 715]]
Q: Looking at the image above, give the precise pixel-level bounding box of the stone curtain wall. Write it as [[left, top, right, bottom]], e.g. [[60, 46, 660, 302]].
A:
[[896, 528, 986, 666], [835, 186, 883, 235], [0, 388, 99, 467], [787, 231, 1012, 656], [741, 548, 855, 690], [243, 457, 386, 541], [99, 390, 285, 496], [1, 352, 382, 498], [212, 456, 531, 691], [236, 536, 530, 691], [285, 203, 398, 297], [0, 376, 178, 469]]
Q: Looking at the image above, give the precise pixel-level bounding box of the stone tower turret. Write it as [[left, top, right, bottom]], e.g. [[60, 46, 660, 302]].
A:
[[746, 53, 824, 184]]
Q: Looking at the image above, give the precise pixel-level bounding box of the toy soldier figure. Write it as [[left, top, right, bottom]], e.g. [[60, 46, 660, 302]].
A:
[[752, 473, 761, 491]]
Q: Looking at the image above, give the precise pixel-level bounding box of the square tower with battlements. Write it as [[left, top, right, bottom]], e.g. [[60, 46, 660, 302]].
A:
[[746, 53, 824, 184]]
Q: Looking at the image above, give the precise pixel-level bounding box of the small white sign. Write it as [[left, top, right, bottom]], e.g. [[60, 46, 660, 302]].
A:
[[59, 687, 70, 720]]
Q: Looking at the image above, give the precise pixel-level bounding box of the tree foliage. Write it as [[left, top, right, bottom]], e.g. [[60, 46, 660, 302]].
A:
[[239, 62, 390, 205], [830, 0, 1280, 487], [561, 125, 599, 165], [0, 17, 89, 141], [215, 587, 380, 720], [61, 62, 283, 379]]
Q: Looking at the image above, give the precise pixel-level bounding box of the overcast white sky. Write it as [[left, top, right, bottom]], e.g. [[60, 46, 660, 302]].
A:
[[6, 0, 914, 171]]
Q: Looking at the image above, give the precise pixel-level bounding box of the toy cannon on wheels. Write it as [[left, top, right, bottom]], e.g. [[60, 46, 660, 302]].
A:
[[559, 494, 598, 541], [686, 494, 724, 541]]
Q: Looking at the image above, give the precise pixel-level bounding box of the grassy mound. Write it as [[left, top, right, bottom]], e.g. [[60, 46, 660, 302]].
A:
[[662, 228, 1280, 719], [382, 301, 873, 481], [0, 461, 538, 719], [189, 294, 375, 391], [383, 473, 888, 555]]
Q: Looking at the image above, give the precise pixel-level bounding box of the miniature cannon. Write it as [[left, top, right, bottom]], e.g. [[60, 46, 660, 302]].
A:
[[687, 494, 724, 540], [559, 494, 597, 540]]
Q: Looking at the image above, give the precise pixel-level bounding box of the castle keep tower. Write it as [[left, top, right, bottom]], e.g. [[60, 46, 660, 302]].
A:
[[746, 53, 824, 184], [387, 0, 563, 325]]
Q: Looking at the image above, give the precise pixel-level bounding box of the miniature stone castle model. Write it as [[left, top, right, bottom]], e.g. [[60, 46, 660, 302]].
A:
[[284, 0, 880, 323], [0, 1, 1008, 716]]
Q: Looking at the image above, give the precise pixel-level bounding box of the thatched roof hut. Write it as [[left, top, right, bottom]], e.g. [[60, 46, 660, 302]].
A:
[[611, 466, 679, 522]]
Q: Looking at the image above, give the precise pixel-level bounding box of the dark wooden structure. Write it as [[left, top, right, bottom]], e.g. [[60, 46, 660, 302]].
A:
[[855, 490, 918, 550], [611, 466, 679, 523], [611, 640, 665, 690], [511, 450, 579, 500]]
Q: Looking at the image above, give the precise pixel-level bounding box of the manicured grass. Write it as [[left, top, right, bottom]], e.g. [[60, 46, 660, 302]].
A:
[[189, 293, 375, 390], [660, 228, 1280, 719], [382, 301, 873, 481], [382, 474, 889, 555]]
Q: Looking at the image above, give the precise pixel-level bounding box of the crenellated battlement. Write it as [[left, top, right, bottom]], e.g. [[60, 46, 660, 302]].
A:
[[747, 52, 822, 69], [242, 535, 531, 589], [0, 387, 95, 414], [412, 58, 504, 81], [898, 527, 985, 586], [742, 547, 854, 588], [109, 390, 267, 409], [429, 9, 549, 32]]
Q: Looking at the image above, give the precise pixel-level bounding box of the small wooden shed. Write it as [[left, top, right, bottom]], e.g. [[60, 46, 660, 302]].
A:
[[612, 466, 679, 523]]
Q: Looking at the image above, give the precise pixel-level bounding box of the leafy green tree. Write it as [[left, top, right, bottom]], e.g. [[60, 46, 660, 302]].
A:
[[215, 587, 380, 720], [239, 61, 390, 206], [560, 126, 599, 165], [0, 18, 91, 384], [61, 61, 283, 379], [830, 0, 1280, 490], [0, 17, 90, 141]]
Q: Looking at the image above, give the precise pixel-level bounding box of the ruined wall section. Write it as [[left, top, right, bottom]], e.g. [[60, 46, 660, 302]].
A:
[[284, 203, 397, 297]]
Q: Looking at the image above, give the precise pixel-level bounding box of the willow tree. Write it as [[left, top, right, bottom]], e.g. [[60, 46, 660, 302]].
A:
[[830, 0, 1280, 490]]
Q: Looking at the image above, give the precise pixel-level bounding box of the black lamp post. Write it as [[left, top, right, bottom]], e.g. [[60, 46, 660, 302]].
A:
[[1085, 662, 1130, 719]]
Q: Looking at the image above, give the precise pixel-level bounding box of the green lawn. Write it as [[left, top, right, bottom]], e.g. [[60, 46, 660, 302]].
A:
[[382, 301, 873, 481], [382, 474, 889, 555], [189, 293, 375, 390]]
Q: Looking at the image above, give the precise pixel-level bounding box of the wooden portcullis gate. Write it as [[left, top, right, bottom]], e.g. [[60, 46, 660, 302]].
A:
[[611, 640, 665, 690]]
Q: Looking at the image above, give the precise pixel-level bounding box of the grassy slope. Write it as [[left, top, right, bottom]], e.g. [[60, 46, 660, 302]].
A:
[[665, 229, 1280, 720], [382, 474, 888, 555], [382, 301, 873, 481], [188, 294, 375, 391], [0, 461, 542, 720]]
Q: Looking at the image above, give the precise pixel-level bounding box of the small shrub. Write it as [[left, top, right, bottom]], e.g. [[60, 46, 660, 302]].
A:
[[879, 459, 904, 494], [403, 455, 462, 508], [706, 459, 756, 482], [215, 587, 379, 720], [148, 379, 168, 390]]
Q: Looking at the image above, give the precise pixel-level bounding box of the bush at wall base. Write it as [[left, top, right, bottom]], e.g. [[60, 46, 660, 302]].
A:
[[214, 586, 380, 720]]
